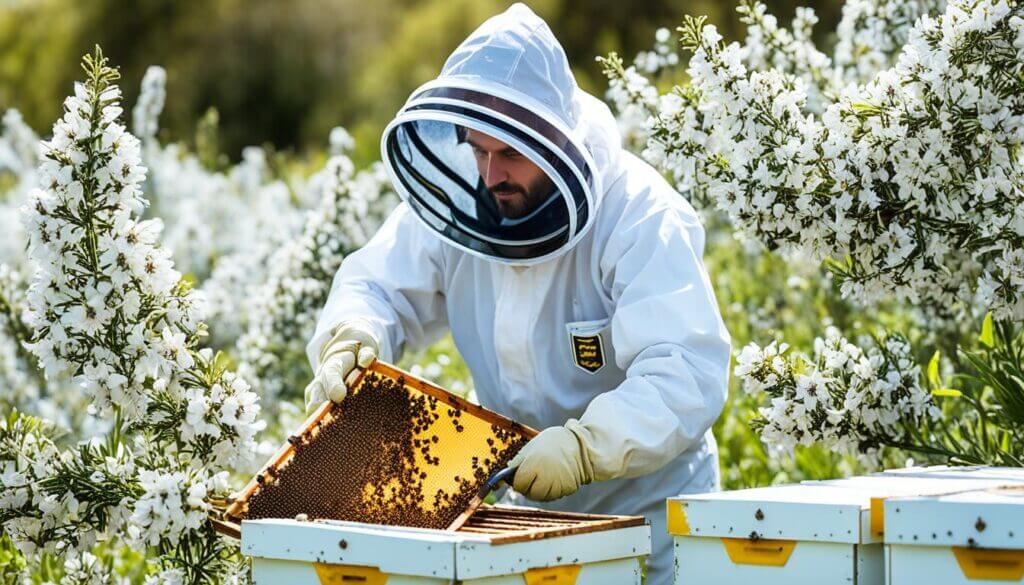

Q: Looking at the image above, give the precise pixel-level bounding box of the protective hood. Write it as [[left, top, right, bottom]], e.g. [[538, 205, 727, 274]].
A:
[[381, 2, 622, 265]]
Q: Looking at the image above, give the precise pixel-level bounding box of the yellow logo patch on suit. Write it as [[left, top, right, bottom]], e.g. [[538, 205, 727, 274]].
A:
[[570, 331, 605, 373]]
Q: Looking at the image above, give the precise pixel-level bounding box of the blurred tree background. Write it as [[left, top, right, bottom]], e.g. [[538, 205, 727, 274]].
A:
[[0, 0, 842, 164]]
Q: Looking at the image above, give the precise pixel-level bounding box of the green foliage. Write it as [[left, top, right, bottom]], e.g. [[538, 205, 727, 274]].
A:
[[0, 0, 844, 162], [902, 319, 1024, 466], [0, 535, 27, 585], [195, 107, 228, 173]]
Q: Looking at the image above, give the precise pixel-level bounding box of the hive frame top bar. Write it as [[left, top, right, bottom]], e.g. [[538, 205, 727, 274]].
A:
[[222, 359, 538, 527], [298, 504, 646, 544], [451, 504, 647, 544]]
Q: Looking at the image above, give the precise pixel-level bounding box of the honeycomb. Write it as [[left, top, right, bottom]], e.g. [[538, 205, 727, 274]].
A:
[[230, 361, 534, 530]]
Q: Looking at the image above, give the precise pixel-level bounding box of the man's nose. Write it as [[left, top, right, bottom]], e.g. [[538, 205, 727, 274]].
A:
[[483, 156, 508, 187]]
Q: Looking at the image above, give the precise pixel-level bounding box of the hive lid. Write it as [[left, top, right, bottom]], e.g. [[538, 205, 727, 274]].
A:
[[873, 465, 1024, 483], [225, 359, 536, 531], [884, 486, 1024, 550]]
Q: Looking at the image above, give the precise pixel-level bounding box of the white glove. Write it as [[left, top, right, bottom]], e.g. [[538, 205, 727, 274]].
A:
[[303, 320, 379, 414], [508, 421, 594, 502]]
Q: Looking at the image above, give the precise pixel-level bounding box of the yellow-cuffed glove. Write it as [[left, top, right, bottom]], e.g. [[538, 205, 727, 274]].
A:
[[508, 420, 594, 502], [303, 320, 379, 414]]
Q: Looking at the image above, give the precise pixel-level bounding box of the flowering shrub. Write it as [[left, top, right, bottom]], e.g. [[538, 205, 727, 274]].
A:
[[133, 66, 166, 146], [605, 0, 1024, 464], [737, 1, 837, 112], [606, 0, 1024, 318], [131, 65, 309, 352], [3, 47, 265, 583], [0, 110, 42, 272], [235, 141, 395, 402]]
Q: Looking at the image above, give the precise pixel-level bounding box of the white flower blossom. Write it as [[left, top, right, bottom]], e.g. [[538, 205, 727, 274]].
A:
[[61, 551, 115, 585], [735, 328, 939, 458], [143, 568, 185, 585], [128, 468, 227, 548]]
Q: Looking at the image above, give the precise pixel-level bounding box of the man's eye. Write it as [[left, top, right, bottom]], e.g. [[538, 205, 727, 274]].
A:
[[505, 150, 522, 159]]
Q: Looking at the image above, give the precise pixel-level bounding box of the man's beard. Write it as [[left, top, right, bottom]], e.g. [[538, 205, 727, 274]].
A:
[[490, 177, 553, 219]]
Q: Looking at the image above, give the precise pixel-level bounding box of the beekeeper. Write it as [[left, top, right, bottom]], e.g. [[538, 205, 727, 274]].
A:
[[304, 4, 730, 582]]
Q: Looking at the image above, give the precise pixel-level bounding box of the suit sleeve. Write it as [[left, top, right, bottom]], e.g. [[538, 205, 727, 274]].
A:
[[306, 203, 448, 371], [573, 198, 731, 481]]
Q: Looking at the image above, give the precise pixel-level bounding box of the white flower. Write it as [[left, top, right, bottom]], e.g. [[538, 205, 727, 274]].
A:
[[160, 327, 194, 370], [144, 569, 185, 585]]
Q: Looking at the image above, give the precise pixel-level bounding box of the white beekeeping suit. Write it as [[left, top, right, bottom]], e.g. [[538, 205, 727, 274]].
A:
[[307, 4, 730, 583]]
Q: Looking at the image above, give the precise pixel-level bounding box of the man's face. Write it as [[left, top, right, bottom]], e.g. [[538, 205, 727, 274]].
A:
[[465, 129, 554, 219]]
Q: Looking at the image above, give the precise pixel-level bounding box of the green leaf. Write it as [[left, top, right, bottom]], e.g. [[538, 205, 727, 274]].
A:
[[932, 388, 963, 398], [850, 102, 881, 114], [792, 355, 809, 376], [980, 313, 995, 348], [928, 350, 942, 388]]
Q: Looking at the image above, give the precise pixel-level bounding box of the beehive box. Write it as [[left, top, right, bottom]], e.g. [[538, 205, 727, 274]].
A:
[[224, 359, 536, 531], [241, 504, 651, 584], [667, 467, 1024, 585], [885, 486, 1024, 584]]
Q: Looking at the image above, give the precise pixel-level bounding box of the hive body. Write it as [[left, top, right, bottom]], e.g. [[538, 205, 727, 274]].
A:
[[242, 504, 651, 584], [884, 477, 1024, 584], [668, 466, 1024, 585]]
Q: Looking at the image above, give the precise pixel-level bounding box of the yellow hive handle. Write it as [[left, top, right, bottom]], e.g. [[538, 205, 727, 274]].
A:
[[666, 499, 690, 536], [952, 547, 1024, 581], [314, 562, 388, 585], [870, 497, 886, 539], [721, 538, 797, 567], [523, 565, 582, 584]]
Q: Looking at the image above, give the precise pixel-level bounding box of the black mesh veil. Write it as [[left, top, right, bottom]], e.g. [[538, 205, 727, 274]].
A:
[[382, 85, 595, 263]]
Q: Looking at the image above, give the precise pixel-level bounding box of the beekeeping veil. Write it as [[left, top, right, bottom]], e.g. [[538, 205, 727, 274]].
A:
[[381, 3, 621, 265]]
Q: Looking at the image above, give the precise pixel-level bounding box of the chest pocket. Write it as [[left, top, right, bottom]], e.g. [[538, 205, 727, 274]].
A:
[[565, 318, 611, 374]]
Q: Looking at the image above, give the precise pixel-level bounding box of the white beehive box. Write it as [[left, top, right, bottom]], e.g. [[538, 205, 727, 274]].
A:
[[814, 466, 1024, 540], [668, 482, 886, 585], [885, 486, 1024, 584], [242, 505, 650, 584], [667, 466, 1024, 585]]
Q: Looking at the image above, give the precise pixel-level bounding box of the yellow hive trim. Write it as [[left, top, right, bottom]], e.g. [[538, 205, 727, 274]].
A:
[[870, 496, 886, 539], [666, 499, 690, 536], [314, 562, 388, 585], [952, 547, 1024, 581], [524, 565, 582, 584], [721, 537, 797, 567]]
